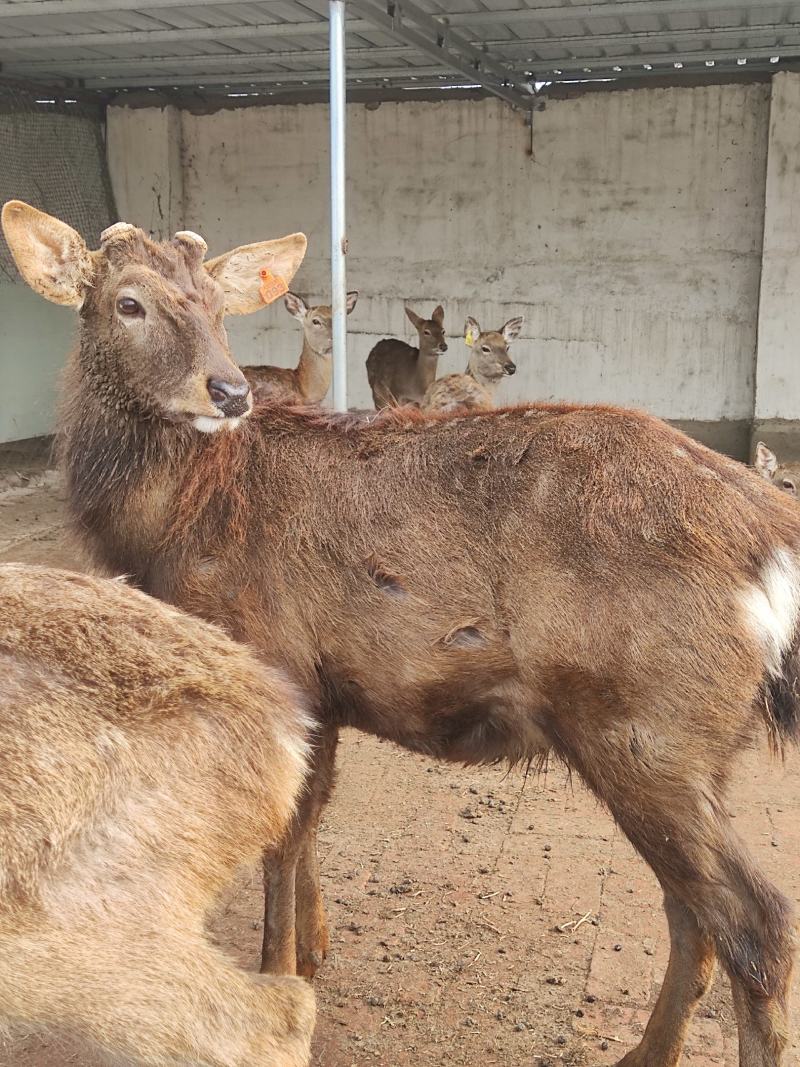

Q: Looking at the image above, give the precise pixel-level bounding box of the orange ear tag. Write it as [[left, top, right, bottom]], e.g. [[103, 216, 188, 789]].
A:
[[259, 269, 288, 305]]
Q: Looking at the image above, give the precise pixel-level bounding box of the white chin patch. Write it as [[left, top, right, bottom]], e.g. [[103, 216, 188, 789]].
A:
[[191, 415, 242, 434]]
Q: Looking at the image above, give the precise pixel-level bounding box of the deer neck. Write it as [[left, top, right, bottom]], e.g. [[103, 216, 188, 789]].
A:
[[415, 341, 440, 391], [295, 336, 332, 403], [58, 341, 190, 588], [467, 360, 501, 399]]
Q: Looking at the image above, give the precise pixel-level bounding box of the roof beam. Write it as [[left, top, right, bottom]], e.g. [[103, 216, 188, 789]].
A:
[[347, 0, 534, 108], [528, 41, 800, 75], [81, 63, 472, 88], [3, 45, 416, 74], [8, 20, 796, 75], [0, 18, 375, 51], [442, 0, 772, 27], [0, 0, 289, 15]]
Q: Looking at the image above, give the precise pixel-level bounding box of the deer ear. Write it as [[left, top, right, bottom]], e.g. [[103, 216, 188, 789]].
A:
[[206, 232, 307, 315], [431, 304, 444, 325], [284, 291, 308, 320], [754, 442, 778, 479], [346, 290, 359, 314], [464, 317, 481, 343], [501, 316, 524, 343], [405, 306, 423, 330], [1, 199, 93, 306]]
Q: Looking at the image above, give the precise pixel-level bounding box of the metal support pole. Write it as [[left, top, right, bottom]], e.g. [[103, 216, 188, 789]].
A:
[[329, 0, 348, 411]]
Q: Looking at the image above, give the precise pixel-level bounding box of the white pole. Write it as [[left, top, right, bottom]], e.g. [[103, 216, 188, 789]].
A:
[[329, 0, 348, 411]]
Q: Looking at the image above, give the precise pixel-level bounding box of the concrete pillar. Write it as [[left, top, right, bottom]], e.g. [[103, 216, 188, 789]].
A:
[[106, 104, 184, 239], [754, 72, 800, 460]]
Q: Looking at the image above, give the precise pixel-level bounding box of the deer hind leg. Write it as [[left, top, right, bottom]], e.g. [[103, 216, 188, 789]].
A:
[[616, 894, 716, 1067], [0, 916, 315, 1067], [552, 722, 795, 1067], [262, 723, 339, 978]]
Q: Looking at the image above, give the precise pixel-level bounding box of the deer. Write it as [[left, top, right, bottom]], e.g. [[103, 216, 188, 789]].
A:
[[366, 304, 447, 407], [4, 198, 798, 1067], [423, 315, 524, 413], [754, 442, 797, 496], [243, 290, 358, 404], [0, 562, 314, 1067]]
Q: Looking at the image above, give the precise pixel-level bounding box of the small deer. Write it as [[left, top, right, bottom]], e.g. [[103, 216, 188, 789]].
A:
[[366, 304, 447, 408], [243, 290, 358, 404], [754, 442, 797, 496], [6, 199, 799, 1067], [423, 315, 524, 413], [0, 563, 314, 1067]]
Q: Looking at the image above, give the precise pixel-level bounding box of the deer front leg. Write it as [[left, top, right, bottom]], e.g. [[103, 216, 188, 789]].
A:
[[261, 724, 339, 978]]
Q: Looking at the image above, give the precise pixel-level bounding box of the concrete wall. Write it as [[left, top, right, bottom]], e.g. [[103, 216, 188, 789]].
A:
[[106, 83, 771, 453], [9, 78, 799, 452], [0, 283, 73, 444], [755, 73, 800, 458]]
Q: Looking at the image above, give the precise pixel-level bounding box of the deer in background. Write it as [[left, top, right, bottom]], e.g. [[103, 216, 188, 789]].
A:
[[6, 198, 799, 1067], [423, 315, 524, 413], [754, 442, 797, 496], [0, 563, 314, 1067], [366, 304, 447, 407], [243, 290, 358, 404]]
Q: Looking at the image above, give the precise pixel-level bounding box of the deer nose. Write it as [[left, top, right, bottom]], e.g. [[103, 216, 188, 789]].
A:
[[505, 362, 516, 375], [440, 342, 448, 353], [207, 377, 251, 417]]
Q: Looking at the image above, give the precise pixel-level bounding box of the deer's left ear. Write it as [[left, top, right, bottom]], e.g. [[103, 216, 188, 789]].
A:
[[2, 199, 94, 307], [501, 316, 524, 343], [206, 232, 308, 315]]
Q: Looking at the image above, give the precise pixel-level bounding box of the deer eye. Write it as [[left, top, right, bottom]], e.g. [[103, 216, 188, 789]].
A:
[[116, 296, 143, 317], [424, 329, 431, 335], [783, 479, 795, 492], [481, 345, 491, 354], [312, 318, 322, 326]]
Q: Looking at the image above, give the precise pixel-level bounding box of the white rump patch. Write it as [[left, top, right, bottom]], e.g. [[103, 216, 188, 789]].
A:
[[740, 548, 800, 675]]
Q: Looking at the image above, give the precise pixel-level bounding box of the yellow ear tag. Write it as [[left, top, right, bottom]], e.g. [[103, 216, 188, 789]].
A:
[[465, 329, 475, 346], [259, 269, 288, 305]]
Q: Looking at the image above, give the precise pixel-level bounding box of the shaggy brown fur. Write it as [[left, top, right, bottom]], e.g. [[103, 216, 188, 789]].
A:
[[0, 563, 314, 1066], [5, 201, 798, 1067]]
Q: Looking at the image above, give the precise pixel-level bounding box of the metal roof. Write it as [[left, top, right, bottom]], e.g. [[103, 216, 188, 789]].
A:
[[1, 0, 800, 110]]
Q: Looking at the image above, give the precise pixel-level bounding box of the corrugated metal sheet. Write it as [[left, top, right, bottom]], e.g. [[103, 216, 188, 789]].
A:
[[1, 0, 799, 105]]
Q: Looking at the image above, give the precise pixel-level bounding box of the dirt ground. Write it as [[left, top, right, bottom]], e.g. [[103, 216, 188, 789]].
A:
[[0, 447, 798, 1067]]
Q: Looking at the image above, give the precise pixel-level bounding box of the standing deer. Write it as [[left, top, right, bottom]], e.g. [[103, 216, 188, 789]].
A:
[[366, 304, 447, 407], [0, 563, 314, 1067], [4, 199, 798, 1067], [423, 315, 524, 413], [243, 290, 358, 403], [754, 442, 797, 496]]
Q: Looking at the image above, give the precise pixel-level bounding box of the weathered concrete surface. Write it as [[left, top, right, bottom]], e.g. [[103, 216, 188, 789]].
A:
[[105, 83, 770, 432], [107, 104, 184, 240], [754, 72, 800, 458]]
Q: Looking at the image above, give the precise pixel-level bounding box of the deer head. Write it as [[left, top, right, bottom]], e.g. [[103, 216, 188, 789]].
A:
[[464, 316, 524, 385], [405, 305, 447, 357], [284, 290, 358, 357], [1, 200, 306, 434], [754, 442, 797, 496]]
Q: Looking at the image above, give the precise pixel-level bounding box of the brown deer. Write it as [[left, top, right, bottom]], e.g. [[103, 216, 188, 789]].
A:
[[4, 198, 798, 1067], [0, 562, 314, 1067], [423, 315, 524, 413], [754, 442, 797, 496], [243, 290, 358, 403], [366, 304, 447, 407]]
